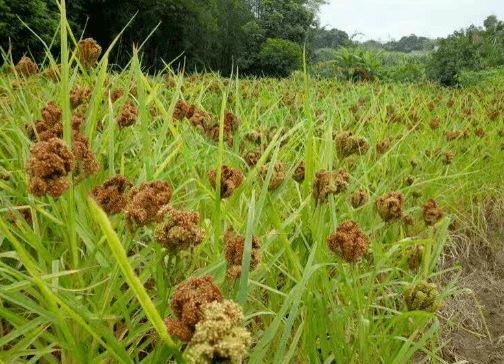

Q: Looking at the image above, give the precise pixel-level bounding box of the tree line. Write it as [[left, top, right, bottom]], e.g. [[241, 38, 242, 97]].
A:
[[0, 0, 324, 77]]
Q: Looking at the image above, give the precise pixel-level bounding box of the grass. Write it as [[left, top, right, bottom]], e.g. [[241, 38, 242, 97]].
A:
[[1, 11, 504, 364]]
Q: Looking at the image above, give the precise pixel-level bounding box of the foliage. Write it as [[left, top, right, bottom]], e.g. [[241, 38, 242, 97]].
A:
[[0, 0, 59, 62], [310, 46, 382, 81], [309, 27, 350, 50], [257, 38, 303, 77], [426, 17, 504, 86], [455, 66, 504, 87], [383, 34, 431, 53]]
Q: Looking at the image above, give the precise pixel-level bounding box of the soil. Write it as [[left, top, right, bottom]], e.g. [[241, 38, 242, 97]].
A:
[[439, 241, 504, 364]]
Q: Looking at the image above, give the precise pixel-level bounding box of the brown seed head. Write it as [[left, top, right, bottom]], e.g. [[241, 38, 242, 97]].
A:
[[15, 56, 38, 77], [125, 180, 172, 227], [335, 131, 369, 158], [165, 275, 223, 341], [259, 162, 286, 191], [208, 165, 244, 198], [26, 138, 75, 197], [224, 227, 261, 280], [349, 187, 368, 208], [327, 220, 369, 262], [422, 199, 444, 225], [155, 205, 205, 253], [375, 191, 404, 222], [92, 175, 133, 215], [117, 101, 139, 128], [312, 168, 350, 203], [292, 161, 305, 183], [70, 86, 93, 109], [77, 38, 102, 69]]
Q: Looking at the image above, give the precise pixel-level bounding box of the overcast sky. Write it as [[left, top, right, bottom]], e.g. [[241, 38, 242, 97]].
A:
[[318, 0, 504, 42]]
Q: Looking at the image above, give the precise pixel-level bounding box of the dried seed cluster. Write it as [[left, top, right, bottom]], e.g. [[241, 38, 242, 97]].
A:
[[327, 220, 369, 262], [92, 175, 133, 216], [125, 180, 172, 227], [349, 187, 368, 208], [15, 56, 38, 76], [185, 300, 251, 364], [155, 205, 205, 253], [292, 161, 305, 183], [258, 162, 286, 191], [172, 100, 238, 146], [77, 38, 102, 69], [224, 227, 261, 280], [312, 168, 350, 203], [117, 101, 139, 128], [26, 138, 75, 197], [335, 131, 369, 158], [375, 191, 404, 222], [422, 199, 444, 225], [208, 165, 244, 198], [164, 275, 223, 341]]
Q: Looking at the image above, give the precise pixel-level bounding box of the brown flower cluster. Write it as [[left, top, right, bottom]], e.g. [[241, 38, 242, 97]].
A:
[[446, 128, 470, 141], [207, 110, 239, 146], [406, 244, 424, 270], [442, 151, 455, 164], [25, 101, 99, 177], [349, 187, 368, 208], [77, 38, 102, 69], [155, 205, 205, 253], [92, 175, 133, 216], [25, 101, 63, 141], [26, 138, 74, 197], [292, 161, 305, 183], [312, 168, 350, 203], [327, 220, 369, 262], [334, 131, 369, 158], [171, 100, 239, 146], [117, 101, 139, 129], [429, 117, 440, 129], [208, 165, 244, 198], [258, 162, 286, 191], [375, 191, 404, 222], [70, 86, 93, 109], [224, 227, 261, 280], [72, 129, 100, 177], [110, 88, 124, 103], [240, 126, 286, 166], [125, 180, 172, 227], [164, 275, 223, 341], [422, 199, 444, 225], [15, 56, 38, 77], [44, 64, 61, 82]]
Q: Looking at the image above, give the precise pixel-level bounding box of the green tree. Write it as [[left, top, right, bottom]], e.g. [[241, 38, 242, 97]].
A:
[[258, 37, 302, 77], [0, 0, 59, 63], [425, 26, 502, 86]]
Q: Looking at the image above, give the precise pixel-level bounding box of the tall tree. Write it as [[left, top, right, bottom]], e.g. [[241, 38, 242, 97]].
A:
[[0, 0, 59, 62]]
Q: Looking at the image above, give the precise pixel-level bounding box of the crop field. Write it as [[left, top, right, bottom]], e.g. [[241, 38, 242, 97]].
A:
[[0, 37, 504, 364]]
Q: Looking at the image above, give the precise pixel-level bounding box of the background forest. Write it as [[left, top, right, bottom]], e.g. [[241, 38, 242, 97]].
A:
[[1, 0, 504, 85]]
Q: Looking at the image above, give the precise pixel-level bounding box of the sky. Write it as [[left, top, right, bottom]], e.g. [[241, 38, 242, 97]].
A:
[[317, 0, 504, 43]]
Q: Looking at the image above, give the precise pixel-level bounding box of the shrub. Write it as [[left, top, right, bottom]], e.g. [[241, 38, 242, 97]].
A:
[[258, 38, 302, 78]]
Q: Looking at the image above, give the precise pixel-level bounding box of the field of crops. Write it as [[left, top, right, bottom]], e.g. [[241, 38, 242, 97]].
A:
[[1, 39, 504, 364]]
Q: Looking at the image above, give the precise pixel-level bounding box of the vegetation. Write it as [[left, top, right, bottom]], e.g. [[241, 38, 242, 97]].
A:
[[1, 3, 504, 364]]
